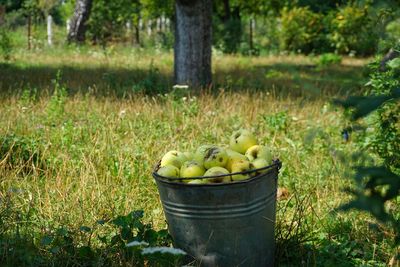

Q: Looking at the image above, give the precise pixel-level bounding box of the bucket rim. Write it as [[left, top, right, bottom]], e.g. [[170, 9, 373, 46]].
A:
[[153, 159, 281, 186]]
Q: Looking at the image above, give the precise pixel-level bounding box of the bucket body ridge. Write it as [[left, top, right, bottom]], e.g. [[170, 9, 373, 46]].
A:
[[154, 166, 278, 267]]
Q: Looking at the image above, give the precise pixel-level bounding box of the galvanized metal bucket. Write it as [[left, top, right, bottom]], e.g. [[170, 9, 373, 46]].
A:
[[153, 160, 281, 267]]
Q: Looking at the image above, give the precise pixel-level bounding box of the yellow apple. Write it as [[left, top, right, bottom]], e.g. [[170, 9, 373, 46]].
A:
[[230, 129, 258, 154], [203, 146, 228, 169], [194, 145, 213, 164], [187, 179, 208, 184], [160, 150, 187, 168], [251, 158, 269, 176], [183, 151, 194, 161], [180, 160, 206, 181], [245, 145, 272, 163], [226, 149, 248, 172], [204, 167, 231, 183], [157, 165, 180, 178], [231, 159, 252, 181]]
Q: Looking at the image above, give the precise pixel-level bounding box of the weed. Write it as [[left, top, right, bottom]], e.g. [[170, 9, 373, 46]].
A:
[[0, 134, 44, 174], [261, 111, 290, 134], [47, 70, 68, 122]]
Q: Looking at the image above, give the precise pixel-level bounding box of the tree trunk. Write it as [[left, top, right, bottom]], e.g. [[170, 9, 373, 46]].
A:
[[174, 0, 212, 87], [222, 0, 231, 20], [0, 5, 5, 26], [47, 14, 53, 46], [67, 0, 93, 43], [27, 14, 32, 50], [380, 48, 400, 71], [249, 17, 253, 53], [134, 24, 140, 45]]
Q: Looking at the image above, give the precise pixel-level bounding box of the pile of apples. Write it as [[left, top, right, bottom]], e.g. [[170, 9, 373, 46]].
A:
[[156, 129, 274, 184]]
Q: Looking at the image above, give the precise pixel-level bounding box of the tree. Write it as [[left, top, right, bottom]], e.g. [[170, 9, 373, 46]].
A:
[[22, 0, 40, 50], [174, 0, 212, 87], [67, 0, 93, 43]]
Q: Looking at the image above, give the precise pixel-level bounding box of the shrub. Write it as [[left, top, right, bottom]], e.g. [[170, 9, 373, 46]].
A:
[[213, 16, 242, 54], [0, 200, 181, 266], [336, 55, 400, 245], [364, 60, 400, 171], [328, 4, 378, 56], [317, 53, 342, 67], [279, 7, 325, 54], [379, 19, 400, 53], [0, 28, 13, 61]]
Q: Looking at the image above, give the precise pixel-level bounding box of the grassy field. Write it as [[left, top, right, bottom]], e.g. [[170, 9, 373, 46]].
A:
[[0, 46, 398, 266]]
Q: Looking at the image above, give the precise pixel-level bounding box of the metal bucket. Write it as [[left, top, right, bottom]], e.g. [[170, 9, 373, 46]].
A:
[[153, 160, 281, 267]]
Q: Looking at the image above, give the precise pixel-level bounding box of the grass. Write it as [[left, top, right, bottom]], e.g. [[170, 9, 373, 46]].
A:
[[1, 48, 366, 98], [0, 33, 398, 266]]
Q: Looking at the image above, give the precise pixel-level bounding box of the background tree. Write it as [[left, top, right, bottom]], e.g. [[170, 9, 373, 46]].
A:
[[174, 0, 212, 87], [67, 0, 93, 43]]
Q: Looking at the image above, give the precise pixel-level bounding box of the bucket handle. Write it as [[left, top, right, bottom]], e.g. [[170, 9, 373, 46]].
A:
[[153, 158, 282, 183]]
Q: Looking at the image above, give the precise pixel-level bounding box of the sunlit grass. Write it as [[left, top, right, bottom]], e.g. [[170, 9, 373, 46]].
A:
[[0, 48, 396, 266]]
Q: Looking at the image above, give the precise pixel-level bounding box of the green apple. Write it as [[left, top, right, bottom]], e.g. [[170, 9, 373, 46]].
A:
[[160, 150, 187, 168], [204, 167, 231, 183], [226, 149, 248, 172], [203, 146, 228, 169], [183, 151, 194, 161], [187, 179, 208, 185], [231, 159, 252, 181], [245, 145, 272, 163], [180, 160, 206, 181], [250, 158, 269, 176], [157, 165, 180, 178], [194, 145, 213, 164], [230, 129, 258, 154]]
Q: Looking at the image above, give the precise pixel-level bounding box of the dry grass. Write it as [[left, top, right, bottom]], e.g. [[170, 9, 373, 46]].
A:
[[0, 50, 395, 266]]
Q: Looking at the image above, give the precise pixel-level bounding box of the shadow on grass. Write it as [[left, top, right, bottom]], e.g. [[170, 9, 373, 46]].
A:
[[0, 227, 381, 267], [273, 191, 390, 267], [0, 189, 388, 267], [276, 239, 373, 267], [0, 61, 367, 99], [0, 63, 171, 98]]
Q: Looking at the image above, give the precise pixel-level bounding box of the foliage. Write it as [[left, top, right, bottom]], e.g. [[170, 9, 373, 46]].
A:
[[336, 56, 400, 245], [317, 53, 342, 67], [364, 61, 400, 170], [57, 0, 75, 24], [88, 0, 140, 45], [0, 28, 13, 60], [0, 194, 180, 266], [2, 0, 400, 56], [213, 16, 242, 54], [279, 7, 325, 54], [386, 19, 400, 43], [328, 4, 379, 56], [87, 0, 174, 46]]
